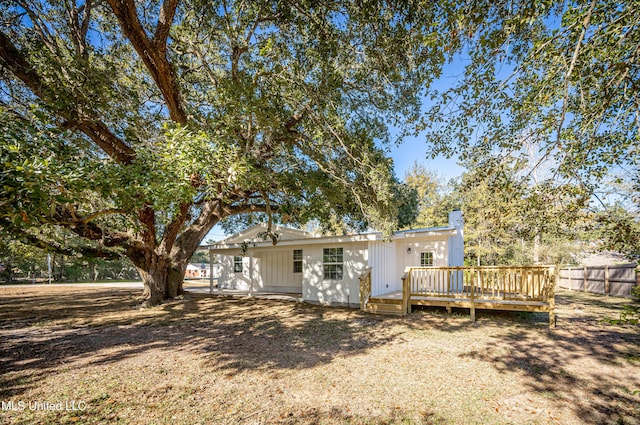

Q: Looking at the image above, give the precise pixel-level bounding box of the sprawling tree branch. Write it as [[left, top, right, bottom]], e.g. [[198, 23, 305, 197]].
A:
[[106, 0, 187, 124], [53, 206, 131, 248], [171, 199, 221, 260], [66, 0, 93, 59], [24, 234, 120, 259], [155, 0, 179, 47], [0, 217, 120, 260], [0, 30, 136, 164], [158, 201, 191, 255]]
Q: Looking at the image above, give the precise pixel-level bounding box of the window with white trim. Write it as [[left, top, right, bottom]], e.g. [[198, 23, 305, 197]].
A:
[[293, 249, 303, 273], [233, 256, 243, 273], [323, 247, 343, 280], [420, 252, 434, 267]]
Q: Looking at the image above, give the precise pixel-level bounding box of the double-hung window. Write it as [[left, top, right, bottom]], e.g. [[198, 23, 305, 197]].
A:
[[323, 247, 343, 280], [233, 256, 243, 273], [293, 249, 303, 273]]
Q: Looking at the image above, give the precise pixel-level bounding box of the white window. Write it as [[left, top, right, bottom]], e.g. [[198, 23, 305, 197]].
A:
[[323, 247, 343, 280], [233, 256, 243, 273], [293, 249, 303, 273], [420, 252, 434, 267]]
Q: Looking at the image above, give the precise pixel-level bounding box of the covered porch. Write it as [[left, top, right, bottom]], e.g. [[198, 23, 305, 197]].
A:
[[359, 266, 557, 327]]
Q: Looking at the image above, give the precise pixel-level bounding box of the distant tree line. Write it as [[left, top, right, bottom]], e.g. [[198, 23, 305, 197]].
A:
[[403, 158, 639, 267], [0, 238, 139, 283]]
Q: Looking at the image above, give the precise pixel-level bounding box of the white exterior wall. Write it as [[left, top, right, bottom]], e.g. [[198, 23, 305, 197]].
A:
[[395, 236, 449, 272], [367, 241, 398, 296], [302, 241, 367, 307], [218, 254, 252, 290], [254, 248, 303, 292]]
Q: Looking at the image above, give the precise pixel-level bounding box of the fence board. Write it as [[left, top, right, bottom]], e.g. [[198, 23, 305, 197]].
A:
[[558, 264, 638, 297]]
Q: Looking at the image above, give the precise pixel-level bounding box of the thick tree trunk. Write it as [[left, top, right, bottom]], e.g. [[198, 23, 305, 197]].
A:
[[533, 233, 541, 265], [127, 202, 220, 306], [136, 262, 186, 306], [129, 248, 192, 306]]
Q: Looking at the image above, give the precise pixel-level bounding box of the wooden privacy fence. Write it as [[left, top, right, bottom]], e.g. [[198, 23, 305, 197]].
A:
[[558, 264, 638, 298], [401, 266, 557, 327]]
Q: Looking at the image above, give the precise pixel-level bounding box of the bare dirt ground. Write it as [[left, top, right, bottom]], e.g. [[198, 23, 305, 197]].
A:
[[1, 285, 638, 425]]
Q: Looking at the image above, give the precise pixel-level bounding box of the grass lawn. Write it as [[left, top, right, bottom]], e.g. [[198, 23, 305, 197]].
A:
[[1, 286, 638, 424]]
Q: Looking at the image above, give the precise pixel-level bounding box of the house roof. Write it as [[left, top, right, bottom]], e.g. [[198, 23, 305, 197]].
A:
[[577, 251, 635, 266], [206, 223, 458, 252], [395, 226, 455, 235]]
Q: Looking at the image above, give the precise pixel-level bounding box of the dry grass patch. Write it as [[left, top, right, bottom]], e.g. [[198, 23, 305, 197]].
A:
[[1, 285, 639, 424]]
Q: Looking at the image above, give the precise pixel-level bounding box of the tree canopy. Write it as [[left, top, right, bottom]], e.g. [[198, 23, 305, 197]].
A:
[[424, 0, 639, 195], [416, 0, 639, 262], [0, 0, 459, 304]]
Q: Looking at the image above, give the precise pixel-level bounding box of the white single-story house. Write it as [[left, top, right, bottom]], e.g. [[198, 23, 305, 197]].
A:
[[207, 210, 464, 307]]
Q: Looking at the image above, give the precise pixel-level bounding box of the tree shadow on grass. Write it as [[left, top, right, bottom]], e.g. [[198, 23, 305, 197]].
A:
[[0, 288, 142, 328], [0, 288, 398, 399], [404, 291, 640, 424], [555, 289, 637, 320], [458, 321, 640, 424], [273, 406, 444, 425]]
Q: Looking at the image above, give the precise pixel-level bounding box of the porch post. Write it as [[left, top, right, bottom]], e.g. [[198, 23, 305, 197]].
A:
[[248, 250, 254, 297], [209, 249, 214, 294]]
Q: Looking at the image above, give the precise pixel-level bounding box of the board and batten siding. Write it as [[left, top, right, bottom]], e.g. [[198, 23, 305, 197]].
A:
[[255, 249, 303, 292], [367, 241, 399, 296], [302, 241, 367, 307], [396, 237, 449, 273]]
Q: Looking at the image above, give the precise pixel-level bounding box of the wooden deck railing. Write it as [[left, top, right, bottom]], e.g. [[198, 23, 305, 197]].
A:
[[403, 265, 557, 326], [359, 267, 372, 312]]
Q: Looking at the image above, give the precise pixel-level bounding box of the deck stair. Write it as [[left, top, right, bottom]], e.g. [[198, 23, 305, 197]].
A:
[[358, 268, 404, 316], [365, 296, 404, 316]]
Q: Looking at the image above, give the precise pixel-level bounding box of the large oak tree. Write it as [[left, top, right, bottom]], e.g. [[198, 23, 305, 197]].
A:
[[0, 1, 457, 304], [424, 0, 639, 193]]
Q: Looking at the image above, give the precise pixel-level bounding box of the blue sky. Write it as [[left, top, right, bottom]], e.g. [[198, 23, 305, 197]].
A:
[[387, 136, 464, 182]]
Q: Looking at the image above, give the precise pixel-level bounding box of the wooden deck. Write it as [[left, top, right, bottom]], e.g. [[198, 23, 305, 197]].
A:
[[360, 266, 557, 326]]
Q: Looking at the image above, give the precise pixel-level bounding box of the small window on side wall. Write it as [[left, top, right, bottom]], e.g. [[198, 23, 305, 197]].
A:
[[420, 252, 434, 267], [293, 249, 303, 273], [233, 256, 243, 273]]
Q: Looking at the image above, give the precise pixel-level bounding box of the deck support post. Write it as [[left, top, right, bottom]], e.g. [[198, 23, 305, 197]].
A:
[[402, 268, 411, 315], [470, 269, 476, 322], [446, 306, 452, 314], [359, 267, 372, 312]]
